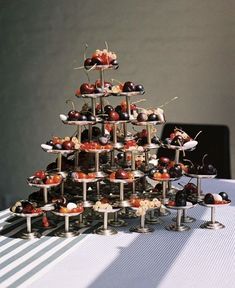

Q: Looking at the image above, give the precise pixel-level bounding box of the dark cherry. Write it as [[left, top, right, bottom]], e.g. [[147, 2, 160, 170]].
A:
[[122, 81, 135, 92], [171, 135, 184, 146], [158, 157, 170, 167], [134, 84, 144, 92], [219, 192, 229, 201], [169, 165, 182, 178], [87, 114, 96, 122], [148, 113, 158, 121], [119, 111, 129, 120], [115, 105, 123, 113], [46, 140, 54, 146], [204, 193, 214, 204], [62, 141, 75, 150], [78, 114, 88, 121], [104, 105, 114, 114], [137, 112, 148, 122], [175, 190, 187, 206], [84, 58, 93, 69], [91, 56, 103, 65], [80, 83, 95, 94], [68, 110, 80, 121], [116, 152, 124, 160], [15, 206, 23, 213], [115, 169, 128, 179], [110, 59, 119, 69]]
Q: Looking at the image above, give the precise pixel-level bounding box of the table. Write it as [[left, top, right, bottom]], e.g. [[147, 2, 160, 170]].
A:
[[0, 178, 235, 288]]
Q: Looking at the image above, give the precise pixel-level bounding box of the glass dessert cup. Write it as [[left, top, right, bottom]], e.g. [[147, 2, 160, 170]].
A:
[[94, 208, 121, 235], [165, 202, 194, 232], [10, 210, 42, 240], [199, 201, 231, 230], [52, 211, 83, 237]]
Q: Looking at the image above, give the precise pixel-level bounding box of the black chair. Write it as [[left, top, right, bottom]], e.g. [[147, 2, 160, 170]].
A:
[[157, 123, 231, 179]]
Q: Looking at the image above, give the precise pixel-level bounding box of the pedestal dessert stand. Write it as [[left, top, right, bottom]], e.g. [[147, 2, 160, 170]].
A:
[[41, 144, 75, 195], [52, 210, 83, 237], [94, 207, 120, 235], [59, 114, 101, 168], [165, 202, 194, 232], [129, 207, 154, 233], [27, 179, 61, 229], [148, 177, 180, 216], [72, 178, 98, 228], [108, 178, 134, 226], [10, 210, 42, 240], [185, 173, 217, 201], [199, 201, 231, 230]]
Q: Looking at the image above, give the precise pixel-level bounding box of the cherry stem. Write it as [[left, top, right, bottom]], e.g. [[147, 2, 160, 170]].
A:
[[105, 41, 109, 51], [159, 97, 178, 108], [84, 43, 88, 61], [194, 130, 202, 140], [83, 69, 91, 84], [66, 99, 75, 111], [131, 99, 146, 105], [202, 154, 208, 166], [111, 78, 123, 85], [183, 159, 194, 167]]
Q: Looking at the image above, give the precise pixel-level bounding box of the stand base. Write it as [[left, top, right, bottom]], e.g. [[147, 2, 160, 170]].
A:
[[145, 215, 161, 224], [166, 223, 191, 232], [200, 221, 225, 230], [108, 219, 127, 227], [55, 229, 80, 238], [94, 227, 118, 235], [19, 230, 41, 240], [129, 226, 154, 233], [73, 219, 91, 228], [172, 216, 196, 223]]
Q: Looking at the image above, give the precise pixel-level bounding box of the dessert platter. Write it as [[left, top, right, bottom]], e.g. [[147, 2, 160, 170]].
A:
[[8, 43, 232, 239]]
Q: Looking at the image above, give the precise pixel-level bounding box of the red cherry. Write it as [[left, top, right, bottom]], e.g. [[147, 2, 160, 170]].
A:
[[62, 141, 75, 150], [34, 170, 46, 180], [80, 83, 95, 94], [108, 111, 120, 121], [115, 169, 128, 179]]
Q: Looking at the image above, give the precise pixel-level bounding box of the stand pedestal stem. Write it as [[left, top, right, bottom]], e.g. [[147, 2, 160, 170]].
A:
[[26, 217, 31, 233]]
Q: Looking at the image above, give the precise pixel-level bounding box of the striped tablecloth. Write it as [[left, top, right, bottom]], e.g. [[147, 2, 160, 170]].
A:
[[1, 178, 235, 288]]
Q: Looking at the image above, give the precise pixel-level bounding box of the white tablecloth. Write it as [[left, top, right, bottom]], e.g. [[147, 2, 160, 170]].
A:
[[1, 178, 235, 288]]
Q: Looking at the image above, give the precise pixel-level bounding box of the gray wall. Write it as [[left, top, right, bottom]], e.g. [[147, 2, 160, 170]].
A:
[[1, 0, 235, 209]]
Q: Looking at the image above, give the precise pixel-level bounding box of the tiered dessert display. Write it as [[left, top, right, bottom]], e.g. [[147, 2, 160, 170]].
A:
[[9, 44, 231, 238]]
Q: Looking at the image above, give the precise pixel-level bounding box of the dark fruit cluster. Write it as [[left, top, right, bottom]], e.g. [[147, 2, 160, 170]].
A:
[[46, 136, 78, 150], [136, 112, 160, 122], [83, 49, 118, 69], [148, 157, 183, 180], [122, 81, 144, 93], [28, 170, 62, 186], [187, 155, 217, 175], [204, 192, 229, 204], [11, 200, 41, 214], [163, 128, 192, 146]]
